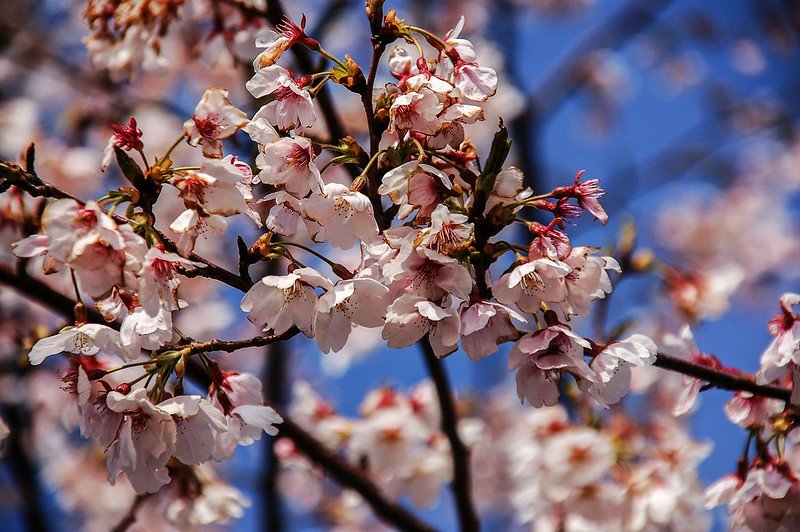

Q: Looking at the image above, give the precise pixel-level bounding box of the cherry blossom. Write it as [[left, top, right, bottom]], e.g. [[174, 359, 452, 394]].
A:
[[560, 246, 619, 317], [303, 183, 379, 249], [508, 318, 595, 407], [137, 246, 202, 315], [314, 278, 390, 353], [183, 88, 248, 158], [588, 334, 657, 406], [378, 160, 453, 221], [119, 305, 173, 359], [241, 267, 332, 336], [2, 6, 795, 531], [253, 17, 313, 69], [706, 464, 800, 531], [382, 294, 461, 357], [104, 388, 180, 493], [459, 299, 522, 360], [209, 370, 283, 460], [29, 324, 124, 365], [758, 293, 800, 402], [492, 257, 571, 313], [416, 204, 473, 256], [388, 88, 443, 135], [384, 245, 472, 301], [246, 65, 316, 130], [483, 166, 532, 216], [253, 135, 323, 197]]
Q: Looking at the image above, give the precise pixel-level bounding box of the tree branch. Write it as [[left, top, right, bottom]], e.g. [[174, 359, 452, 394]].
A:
[[531, 0, 677, 119], [0, 262, 105, 325], [276, 413, 435, 531], [262, 338, 288, 532], [184, 358, 435, 531], [653, 353, 791, 402], [2, 405, 49, 532], [110, 494, 148, 532], [184, 328, 300, 356], [420, 339, 479, 532]]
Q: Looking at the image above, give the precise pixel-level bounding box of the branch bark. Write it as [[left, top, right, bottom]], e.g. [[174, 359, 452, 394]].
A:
[[2, 405, 49, 532], [420, 340, 479, 532], [654, 353, 790, 402]]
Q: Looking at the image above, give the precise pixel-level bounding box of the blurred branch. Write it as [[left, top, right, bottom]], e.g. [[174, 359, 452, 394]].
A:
[[110, 494, 148, 532], [274, 413, 435, 531], [420, 339, 478, 532], [262, 339, 287, 532], [217, 0, 349, 141], [494, 0, 675, 194], [309, 0, 357, 40], [184, 359, 435, 531], [0, 263, 105, 325], [531, 0, 677, 119], [603, 85, 800, 214], [262, 257, 289, 532], [494, 0, 542, 195], [2, 405, 49, 532]]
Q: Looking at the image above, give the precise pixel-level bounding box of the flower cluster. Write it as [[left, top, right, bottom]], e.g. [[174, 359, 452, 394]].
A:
[[8, 7, 655, 510], [4, 3, 800, 531], [282, 381, 453, 509], [278, 381, 711, 530]]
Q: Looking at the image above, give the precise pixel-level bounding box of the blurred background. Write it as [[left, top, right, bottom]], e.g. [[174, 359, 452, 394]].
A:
[[1, 0, 800, 530]]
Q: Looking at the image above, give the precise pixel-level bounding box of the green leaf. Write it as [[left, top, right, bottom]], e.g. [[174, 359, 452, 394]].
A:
[[113, 145, 145, 187], [113, 145, 161, 215]]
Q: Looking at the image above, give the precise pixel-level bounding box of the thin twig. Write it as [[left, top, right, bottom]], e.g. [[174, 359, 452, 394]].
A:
[[361, 2, 390, 231], [185, 328, 301, 356], [111, 494, 149, 532]]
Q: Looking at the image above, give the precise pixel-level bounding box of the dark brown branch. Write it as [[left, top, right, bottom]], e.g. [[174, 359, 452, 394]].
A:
[[185, 328, 300, 356], [361, 2, 391, 231], [111, 494, 148, 532], [3, 405, 49, 532], [262, 338, 288, 532], [0, 263, 106, 325], [275, 413, 435, 531], [420, 339, 479, 532], [185, 359, 434, 531], [654, 353, 791, 402], [531, 0, 677, 119]]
